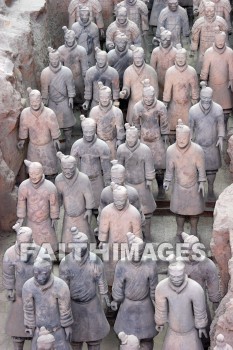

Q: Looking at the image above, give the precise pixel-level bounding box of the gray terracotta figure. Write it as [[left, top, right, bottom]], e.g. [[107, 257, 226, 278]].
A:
[[117, 124, 156, 242], [156, 0, 190, 46], [55, 152, 95, 248], [106, 6, 141, 52], [163, 44, 199, 142], [71, 6, 100, 67], [40, 47, 76, 152], [98, 183, 143, 285], [155, 261, 208, 350], [17, 160, 59, 252], [150, 27, 177, 100], [71, 115, 111, 210], [58, 26, 88, 106], [132, 79, 169, 199], [120, 46, 158, 123], [190, 1, 228, 74], [149, 0, 167, 29], [227, 135, 233, 178], [37, 327, 55, 350], [59, 228, 110, 349], [119, 332, 140, 350], [68, 0, 104, 36], [164, 120, 206, 238], [214, 334, 233, 350], [112, 233, 157, 349], [22, 257, 73, 350], [83, 48, 120, 111], [17, 88, 61, 179], [189, 82, 225, 200], [3, 225, 43, 350], [107, 31, 133, 89], [89, 82, 125, 159], [200, 28, 233, 131]]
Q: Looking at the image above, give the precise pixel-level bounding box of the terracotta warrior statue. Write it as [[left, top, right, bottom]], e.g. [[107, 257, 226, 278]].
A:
[[71, 6, 100, 67], [119, 332, 140, 350], [83, 47, 120, 111], [58, 26, 88, 106], [163, 44, 199, 143], [68, 0, 104, 36], [112, 233, 157, 349], [117, 124, 156, 242], [190, 0, 228, 74], [41, 47, 76, 151], [189, 82, 225, 200], [120, 46, 158, 123], [164, 120, 206, 239], [214, 334, 233, 350], [17, 88, 60, 180], [3, 225, 43, 350], [71, 115, 111, 211], [107, 31, 133, 89], [59, 228, 110, 349], [150, 27, 177, 100], [227, 135, 233, 179], [22, 257, 73, 350], [106, 5, 141, 51], [132, 79, 169, 199], [200, 28, 233, 132], [98, 183, 142, 285], [99, 0, 119, 30], [155, 261, 208, 350], [89, 82, 125, 159], [37, 327, 55, 350], [55, 152, 95, 248], [16, 160, 59, 252], [156, 0, 190, 46]]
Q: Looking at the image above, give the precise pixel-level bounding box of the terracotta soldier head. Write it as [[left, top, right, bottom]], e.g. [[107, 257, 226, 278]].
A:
[[125, 124, 139, 148], [116, 5, 128, 26], [48, 47, 60, 69], [13, 224, 34, 262], [160, 27, 172, 48], [200, 81, 213, 112], [62, 26, 76, 47], [127, 232, 145, 262], [131, 45, 145, 68], [24, 160, 44, 185], [214, 334, 232, 349], [27, 87, 42, 112], [33, 257, 52, 286], [79, 5, 91, 25], [111, 160, 126, 185], [80, 114, 96, 143], [98, 82, 112, 108], [37, 326, 55, 350], [142, 79, 156, 107], [168, 0, 179, 12], [175, 44, 187, 68], [204, 1, 216, 21], [114, 31, 128, 52], [70, 226, 88, 259], [95, 47, 108, 68], [168, 260, 186, 287], [111, 182, 128, 210], [214, 26, 227, 50], [176, 119, 191, 149], [118, 331, 140, 350], [57, 152, 78, 180]]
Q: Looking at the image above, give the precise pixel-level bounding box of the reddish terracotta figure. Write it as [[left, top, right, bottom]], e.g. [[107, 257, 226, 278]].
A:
[[58, 26, 88, 105], [17, 160, 59, 252], [99, 0, 119, 30], [119, 332, 140, 350], [106, 6, 141, 51], [40, 47, 76, 152], [164, 120, 206, 238], [59, 228, 110, 349], [71, 115, 111, 210], [214, 334, 233, 350], [120, 46, 158, 123], [117, 124, 156, 242], [22, 257, 73, 350], [17, 88, 60, 179], [112, 233, 157, 350], [189, 83, 225, 200], [155, 261, 208, 350], [55, 152, 95, 248], [163, 44, 199, 142], [37, 327, 55, 350], [71, 6, 100, 67], [89, 82, 125, 159]]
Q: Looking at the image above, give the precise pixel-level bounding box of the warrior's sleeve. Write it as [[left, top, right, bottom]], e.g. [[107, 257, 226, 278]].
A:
[[164, 146, 175, 182], [150, 49, 158, 71], [65, 68, 76, 98], [139, 1, 149, 32], [68, 0, 77, 27], [95, 257, 108, 294], [18, 111, 29, 140], [131, 22, 142, 46], [111, 69, 120, 101], [106, 23, 115, 50], [145, 147, 156, 181], [181, 7, 190, 37], [80, 47, 89, 77], [48, 110, 61, 140], [93, 0, 104, 29], [55, 177, 63, 208], [132, 103, 141, 130], [98, 188, 109, 218], [100, 142, 111, 185], [163, 69, 173, 103], [195, 145, 207, 182], [40, 68, 49, 102], [93, 27, 101, 49], [204, 259, 222, 303], [216, 105, 225, 138], [49, 184, 60, 219], [84, 69, 94, 101], [228, 49, 233, 81], [17, 182, 27, 219], [58, 280, 73, 327], [22, 281, 36, 329], [223, 5, 232, 32], [132, 208, 143, 239], [122, 68, 131, 99], [3, 249, 15, 290], [115, 108, 125, 141], [83, 176, 95, 210], [150, 67, 159, 99], [155, 281, 168, 326], [98, 207, 110, 242], [159, 102, 169, 135], [200, 50, 211, 81], [116, 145, 125, 167], [191, 18, 202, 51], [59, 259, 70, 287], [156, 10, 166, 38], [190, 68, 199, 100], [112, 262, 125, 302], [188, 108, 196, 140], [149, 261, 158, 301], [192, 282, 208, 329], [71, 142, 81, 168]]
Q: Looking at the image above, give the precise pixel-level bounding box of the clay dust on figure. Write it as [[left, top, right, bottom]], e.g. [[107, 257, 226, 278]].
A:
[[17, 88, 60, 181], [37, 327, 55, 350], [41, 47, 76, 152], [189, 82, 225, 200], [164, 120, 206, 239]]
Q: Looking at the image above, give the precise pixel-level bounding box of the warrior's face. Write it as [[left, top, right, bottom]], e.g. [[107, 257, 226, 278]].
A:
[[96, 52, 107, 68], [169, 269, 185, 287], [83, 126, 96, 142], [34, 265, 52, 286], [29, 167, 43, 184], [117, 8, 127, 25], [65, 32, 76, 47], [168, 0, 178, 12], [73, 242, 88, 258], [143, 91, 155, 106], [80, 10, 90, 24], [115, 39, 128, 52], [215, 34, 226, 49], [49, 53, 60, 68], [111, 170, 125, 186], [160, 34, 172, 48], [175, 52, 186, 67], [200, 91, 212, 110], [113, 193, 128, 210], [99, 91, 111, 108], [133, 51, 144, 67], [204, 5, 215, 20], [126, 130, 138, 148], [30, 94, 42, 111], [176, 131, 190, 149], [61, 161, 76, 179]]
